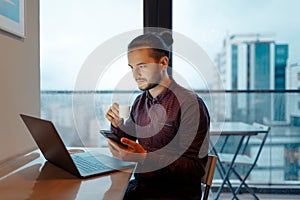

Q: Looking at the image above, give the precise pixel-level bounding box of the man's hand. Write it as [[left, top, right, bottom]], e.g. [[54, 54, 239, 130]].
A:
[[105, 103, 123, 128], [107, 137, 146, 163]]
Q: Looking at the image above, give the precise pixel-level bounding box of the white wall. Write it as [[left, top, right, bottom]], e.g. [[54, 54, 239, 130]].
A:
[[0, 0, 40, 163]]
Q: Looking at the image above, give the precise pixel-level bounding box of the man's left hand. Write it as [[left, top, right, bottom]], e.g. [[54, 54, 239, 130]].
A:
[[107, 137, 147, 163]]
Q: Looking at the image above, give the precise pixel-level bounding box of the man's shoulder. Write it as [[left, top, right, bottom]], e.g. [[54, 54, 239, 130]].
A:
[[172, 82, 209, 115], [172, 81, 202, 102]]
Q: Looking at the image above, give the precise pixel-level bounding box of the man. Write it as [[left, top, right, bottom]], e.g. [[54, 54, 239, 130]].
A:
[[105, 32, 210, 200]]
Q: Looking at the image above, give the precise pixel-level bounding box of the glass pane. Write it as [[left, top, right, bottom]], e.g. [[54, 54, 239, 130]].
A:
[[174, 0, 300, 185], [41, 0, 142, 90], [40, 1, 142, 147]]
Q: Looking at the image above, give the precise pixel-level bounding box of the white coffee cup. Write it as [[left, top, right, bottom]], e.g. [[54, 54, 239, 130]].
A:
[[119, 105, 130, 118]]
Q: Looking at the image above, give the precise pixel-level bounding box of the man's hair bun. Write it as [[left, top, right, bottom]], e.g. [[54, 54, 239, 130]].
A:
[[128, 30, 173, 60], [157, 31, 173, 48]]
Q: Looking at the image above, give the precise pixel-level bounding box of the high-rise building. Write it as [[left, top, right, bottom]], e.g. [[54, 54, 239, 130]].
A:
[[286, 63, 300, 126], [215, 34, 289, 123]]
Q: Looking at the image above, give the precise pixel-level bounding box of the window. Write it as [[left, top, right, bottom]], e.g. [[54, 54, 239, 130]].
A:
[[173, 0, 300, 184], [40, 0, 142, 91], [40, 1, 142, 147], [40, 0, 300, 185]]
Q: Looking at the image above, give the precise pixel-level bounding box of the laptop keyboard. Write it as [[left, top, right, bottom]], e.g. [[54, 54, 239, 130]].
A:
[[72, 154, 112, 173]]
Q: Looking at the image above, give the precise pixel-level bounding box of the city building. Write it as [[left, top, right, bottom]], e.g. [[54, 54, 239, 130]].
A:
[[286, 62, 300, 126], [215, 34, 289, 123]]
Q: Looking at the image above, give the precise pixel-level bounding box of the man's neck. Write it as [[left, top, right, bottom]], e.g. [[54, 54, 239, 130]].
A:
[[149, 78, 172, 98]]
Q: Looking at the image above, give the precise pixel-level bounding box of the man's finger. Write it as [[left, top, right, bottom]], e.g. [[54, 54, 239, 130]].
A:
[[111, 103, 119, 115], [121, 138, 144, 152], [112, 102, 119, 109], [108, 108, 118, 119], [107, 138, 118, 148], [105, 113, 113, 121], [107, 138, 127, 150], [108, 143, 119, 158]]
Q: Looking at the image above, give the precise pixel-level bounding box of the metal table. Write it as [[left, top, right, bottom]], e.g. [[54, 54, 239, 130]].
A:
[[209, 122, 269, 200]]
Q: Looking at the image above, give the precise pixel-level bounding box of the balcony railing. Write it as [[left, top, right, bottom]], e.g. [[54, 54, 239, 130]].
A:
[[41, 90, 300, 185]]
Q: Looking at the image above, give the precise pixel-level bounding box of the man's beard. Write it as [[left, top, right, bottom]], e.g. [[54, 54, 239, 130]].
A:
[[139, 83, 159, 91]]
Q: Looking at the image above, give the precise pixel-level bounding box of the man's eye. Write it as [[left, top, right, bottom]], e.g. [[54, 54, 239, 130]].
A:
[[138, 65, 146, 69]]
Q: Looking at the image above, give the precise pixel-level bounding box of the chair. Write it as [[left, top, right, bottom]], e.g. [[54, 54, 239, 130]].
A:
[[202, 155, 218, 200], [218, 123, 270, 199]]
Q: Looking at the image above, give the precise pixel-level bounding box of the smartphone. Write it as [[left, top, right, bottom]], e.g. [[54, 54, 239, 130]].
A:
[[99, 130, 127, 147]]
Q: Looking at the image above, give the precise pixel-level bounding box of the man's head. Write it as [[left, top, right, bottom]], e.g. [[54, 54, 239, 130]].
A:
[[127, 32, 173, 91]]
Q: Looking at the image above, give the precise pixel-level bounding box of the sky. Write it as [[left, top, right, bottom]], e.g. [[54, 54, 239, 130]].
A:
[[40, 0, 300, 90]]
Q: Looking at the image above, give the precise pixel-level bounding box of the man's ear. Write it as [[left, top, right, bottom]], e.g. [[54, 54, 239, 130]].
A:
[[160, 56, 169, 70]]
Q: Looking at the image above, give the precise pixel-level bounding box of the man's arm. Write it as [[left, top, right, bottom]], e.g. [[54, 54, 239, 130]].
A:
[[137, 98, 210, 184], [105, 102, 137, 141], [111, 115, 137, 141]]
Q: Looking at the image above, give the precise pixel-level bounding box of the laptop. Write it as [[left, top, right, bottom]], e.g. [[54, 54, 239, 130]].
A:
[[20, 114, 135, 178]]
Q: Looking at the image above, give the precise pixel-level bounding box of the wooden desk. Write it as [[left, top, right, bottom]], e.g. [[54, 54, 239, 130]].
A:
[[0, 148, 134, 200]]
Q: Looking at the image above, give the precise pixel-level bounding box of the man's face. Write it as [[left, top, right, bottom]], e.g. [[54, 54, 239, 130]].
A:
[[128, 48, 164, 91]]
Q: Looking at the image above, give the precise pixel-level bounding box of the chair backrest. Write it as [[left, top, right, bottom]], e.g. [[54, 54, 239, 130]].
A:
[[202, 155, 218, 200]]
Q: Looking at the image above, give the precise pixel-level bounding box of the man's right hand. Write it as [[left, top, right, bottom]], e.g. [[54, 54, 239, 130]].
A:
[[105, 103, 124, 128]]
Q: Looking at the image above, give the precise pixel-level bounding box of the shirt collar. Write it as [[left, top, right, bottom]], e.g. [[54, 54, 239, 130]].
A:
[[146, 80, 176, 103]]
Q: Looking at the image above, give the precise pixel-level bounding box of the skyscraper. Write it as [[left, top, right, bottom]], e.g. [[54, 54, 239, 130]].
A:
[[286, 63, 300, 126], [215, 34, 288, 123]]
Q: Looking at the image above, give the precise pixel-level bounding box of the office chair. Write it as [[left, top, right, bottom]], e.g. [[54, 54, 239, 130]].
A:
[[202, 155, 218, 200]]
